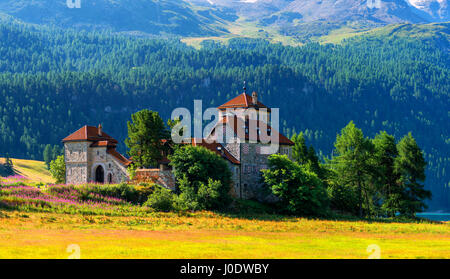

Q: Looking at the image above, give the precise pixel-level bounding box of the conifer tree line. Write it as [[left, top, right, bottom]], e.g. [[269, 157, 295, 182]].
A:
[[296, 121, 432, 217], [263, 121, 430, 217], [0, 23, 447, 210]]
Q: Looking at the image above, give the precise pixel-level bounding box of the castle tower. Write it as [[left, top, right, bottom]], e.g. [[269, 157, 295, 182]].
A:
[[62, 125, 131, 184]]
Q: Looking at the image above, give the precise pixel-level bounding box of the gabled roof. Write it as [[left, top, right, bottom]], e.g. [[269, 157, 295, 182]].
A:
[[107, 148, 132, 166], [63, 125, 118, 144], [188, 138, 241, 165], [218, 116, 294, 146], [63, 125, 131, 167], [218, 93, 270, 111], [90, 141, 115, 147]]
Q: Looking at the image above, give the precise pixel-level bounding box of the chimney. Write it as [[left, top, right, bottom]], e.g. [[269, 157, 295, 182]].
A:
[[98, 124, 103, 136], [252, 91, 258, 105]]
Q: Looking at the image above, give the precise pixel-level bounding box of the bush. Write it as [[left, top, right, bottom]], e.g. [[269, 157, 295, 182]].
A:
[[262, 154, 329, 216], [169, 146, 232, 211], [144, 186, 175, 212], [49, 155, 65, 184], [326, 181, 359, 215], [48, 183, 152, 205]]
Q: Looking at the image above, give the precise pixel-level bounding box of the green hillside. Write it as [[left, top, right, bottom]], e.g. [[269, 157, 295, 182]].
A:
[[0, 158, 54, 183], [0, 22, 448, 210]]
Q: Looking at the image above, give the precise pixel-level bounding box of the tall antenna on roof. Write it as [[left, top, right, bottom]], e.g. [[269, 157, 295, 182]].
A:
[[243, 81, 247, 94]]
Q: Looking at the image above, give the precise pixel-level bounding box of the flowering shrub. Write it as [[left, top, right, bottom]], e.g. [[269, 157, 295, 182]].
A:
[[0, 175, 28, 186], [0, 183, 152, 216]]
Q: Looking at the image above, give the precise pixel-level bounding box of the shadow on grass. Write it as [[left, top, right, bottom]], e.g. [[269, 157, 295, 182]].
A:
[[215, 199, 445, 224]]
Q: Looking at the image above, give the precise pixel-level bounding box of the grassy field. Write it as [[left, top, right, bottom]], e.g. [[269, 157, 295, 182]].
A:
[[0, 158, 54, 184], [0, 210, 449, 259], [1, 159, 449, 259]]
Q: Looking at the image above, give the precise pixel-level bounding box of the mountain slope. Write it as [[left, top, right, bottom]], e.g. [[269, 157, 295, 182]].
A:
[[0, 0, 445, 41], [189, 0, 433, 24], [408, 0, 449, 21], [0, 22, 448, 209], [186, 0, 441, 42], [0, 0, 231, 36], [282, 0, 427, 23]]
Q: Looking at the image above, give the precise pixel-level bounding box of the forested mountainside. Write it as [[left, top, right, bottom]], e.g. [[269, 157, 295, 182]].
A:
[[0, 0, 448, 43], [0, 23, 448, 210]]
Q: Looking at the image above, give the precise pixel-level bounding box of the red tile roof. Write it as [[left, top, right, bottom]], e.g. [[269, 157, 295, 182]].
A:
[[63, 125, 118, 144], [218, 116, 294, 146], [90, 141, 114, 147], [188, 138, 240, 165], [107, 148, 132, 166], [63, 125, 131, 166], [218, 93, 270, 111]]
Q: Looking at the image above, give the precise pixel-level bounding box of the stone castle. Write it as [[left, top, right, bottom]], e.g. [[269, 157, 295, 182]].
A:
[[63, 91, 293, 200], [63, 125, 131, 185]]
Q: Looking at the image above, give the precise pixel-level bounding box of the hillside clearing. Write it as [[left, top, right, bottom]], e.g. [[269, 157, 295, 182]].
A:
[[0, 158, 54, 184]]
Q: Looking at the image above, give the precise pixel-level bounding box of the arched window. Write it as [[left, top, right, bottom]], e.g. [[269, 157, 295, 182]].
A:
[[108, 173, 113, 184]]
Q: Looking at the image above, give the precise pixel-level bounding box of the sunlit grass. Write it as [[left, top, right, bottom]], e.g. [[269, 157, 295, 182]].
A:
[[1, 159, 449, 259], [0, 158, 54, 184], [0, 211, 448, 259]]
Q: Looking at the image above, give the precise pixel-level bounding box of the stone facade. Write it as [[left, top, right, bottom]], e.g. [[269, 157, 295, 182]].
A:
[[65, 142, 130, 185], [63, 125, 131, 185], [206, 92, 294, 200], [63, 91, 293, 202], [133, 169, 176, 190], [225, 141, 292, 201], [65, 142, 90, 184]]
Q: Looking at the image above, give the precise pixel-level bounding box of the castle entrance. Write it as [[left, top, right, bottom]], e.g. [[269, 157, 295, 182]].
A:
[[95, 165, 104, 183]]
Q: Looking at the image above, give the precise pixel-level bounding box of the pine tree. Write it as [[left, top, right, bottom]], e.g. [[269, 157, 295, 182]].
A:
[[125, 109, 169, 168], [394, 133, 431, 216], [51, 145, 61, 161], [329, 121, 375, 217], [372, 131, 400, 216], [291, 132, 309, 165], [43, 144, 52, 169], [4, 153, 14, 176]]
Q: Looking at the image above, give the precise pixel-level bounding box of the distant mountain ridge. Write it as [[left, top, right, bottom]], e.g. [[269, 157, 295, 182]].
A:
[[407, 0, 449, 21], [0, 0, 448, 40], [189, 0, 449, 23], [0, 0, 232, 36]]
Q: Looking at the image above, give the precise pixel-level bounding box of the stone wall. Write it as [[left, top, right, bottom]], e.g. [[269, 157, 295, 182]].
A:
[[65, 142, 90, 184], [228, 161, 241, 198], [239, 142, 272, 200], [238, 143, 292, 202], [133, 169, 176, 190], [65, 142, 130, 184], [105, 154, 129, 184]]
